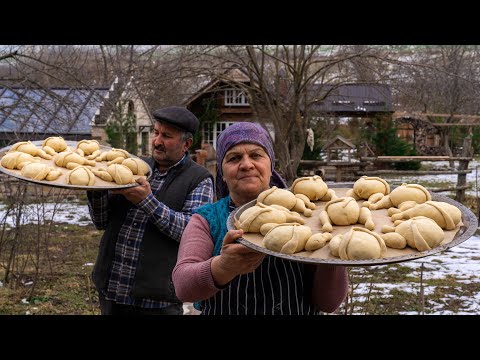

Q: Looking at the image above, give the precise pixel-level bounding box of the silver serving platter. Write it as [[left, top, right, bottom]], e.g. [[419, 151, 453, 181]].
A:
[[227, 183, 478, 266], [0, 140, 152, 190]]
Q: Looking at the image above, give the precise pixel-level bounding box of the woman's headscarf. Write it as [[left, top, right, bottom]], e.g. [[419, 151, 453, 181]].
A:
[[215, 122, 287, 199]]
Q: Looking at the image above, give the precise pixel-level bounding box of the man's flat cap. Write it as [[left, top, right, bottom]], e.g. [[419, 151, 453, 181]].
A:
[[152, 106, 199, 134]]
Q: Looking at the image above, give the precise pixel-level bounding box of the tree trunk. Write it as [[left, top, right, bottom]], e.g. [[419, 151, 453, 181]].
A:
[[442, 130, 454, 167]]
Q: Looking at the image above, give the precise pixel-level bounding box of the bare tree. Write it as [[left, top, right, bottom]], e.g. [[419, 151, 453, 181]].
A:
[[0, 45, 194, 146], [183, 45, 388, 182], [3, 44, 480, 178], [387, 45, 480, 156]]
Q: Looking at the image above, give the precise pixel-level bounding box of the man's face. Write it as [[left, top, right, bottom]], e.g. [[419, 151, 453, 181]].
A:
[[151, 121, 191, 170]]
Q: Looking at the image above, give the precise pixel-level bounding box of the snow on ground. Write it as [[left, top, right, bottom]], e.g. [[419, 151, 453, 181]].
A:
[[2, 166, 480, 315], [350, 159, 480, 314], [384, 159, 480, 196], [0, 201, 93, 227], [349, 235, 480, 314], [390, 236, 480, 281], [2, 200, 479, 314]]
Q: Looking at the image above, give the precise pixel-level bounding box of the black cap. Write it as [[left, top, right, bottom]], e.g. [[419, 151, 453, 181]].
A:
[[152, 106, 199, 134]]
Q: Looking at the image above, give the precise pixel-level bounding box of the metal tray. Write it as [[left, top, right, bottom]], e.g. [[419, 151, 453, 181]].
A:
[[226, 184, 478, 267], [0, 140, 152, 190]]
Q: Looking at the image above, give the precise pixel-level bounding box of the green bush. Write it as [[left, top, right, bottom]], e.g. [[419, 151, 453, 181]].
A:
[[363, 117, 421, 170], [192, 96, 220, 151]]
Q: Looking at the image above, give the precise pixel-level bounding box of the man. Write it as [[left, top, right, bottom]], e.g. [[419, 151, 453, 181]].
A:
[[87, 106, 214, 315]]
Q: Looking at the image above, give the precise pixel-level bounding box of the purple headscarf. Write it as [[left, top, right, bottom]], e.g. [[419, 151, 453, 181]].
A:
[[215, 122, 287, 199]]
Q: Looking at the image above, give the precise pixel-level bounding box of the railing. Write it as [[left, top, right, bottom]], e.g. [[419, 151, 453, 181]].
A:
[[300, 137, 474, 203]]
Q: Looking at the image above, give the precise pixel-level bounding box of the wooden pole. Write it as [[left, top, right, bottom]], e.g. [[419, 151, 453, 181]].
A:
[[456, 136, 472, 203], [476, 165, 480, 221], [336, 166, 342, 182]]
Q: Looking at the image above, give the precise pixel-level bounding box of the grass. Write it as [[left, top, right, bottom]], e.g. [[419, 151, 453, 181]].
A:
[[0, 223, 101, 315], [340, 263, 480, 315], [3, 159, 479, 315], [0, 224, 479, 315], [1, 220, 478, 315]]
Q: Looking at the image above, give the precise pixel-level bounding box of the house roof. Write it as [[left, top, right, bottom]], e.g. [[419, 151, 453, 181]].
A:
[[0, 87, 109, 135], [184, 67, 251, 106], [322, 135, 356, 150], [310, 83, 393, 114], [184, 78, 221, 106], [184, 69, 393, 117]]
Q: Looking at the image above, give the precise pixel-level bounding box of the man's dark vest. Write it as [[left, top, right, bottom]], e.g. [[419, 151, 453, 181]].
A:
[[92, 155, 212, 303]]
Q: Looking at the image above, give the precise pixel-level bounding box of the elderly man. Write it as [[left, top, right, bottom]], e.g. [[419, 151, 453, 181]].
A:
[[87, 106, 214, 315]]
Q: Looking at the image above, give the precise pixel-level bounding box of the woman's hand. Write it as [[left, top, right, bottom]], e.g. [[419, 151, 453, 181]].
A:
[[211, 229, 266, 287]]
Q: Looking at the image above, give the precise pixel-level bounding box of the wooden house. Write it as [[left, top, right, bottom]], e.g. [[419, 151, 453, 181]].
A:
[[185, 73, 394, 149], [185, 68, 261, 150], [321, 135, 356, 162]]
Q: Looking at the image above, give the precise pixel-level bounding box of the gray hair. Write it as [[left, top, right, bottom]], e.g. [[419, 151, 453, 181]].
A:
[[181, 131, 193, 142]]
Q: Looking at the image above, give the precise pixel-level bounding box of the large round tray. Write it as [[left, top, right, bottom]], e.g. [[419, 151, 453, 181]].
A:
[[0, 140, 152, 190], [227, 184, 478, 266]]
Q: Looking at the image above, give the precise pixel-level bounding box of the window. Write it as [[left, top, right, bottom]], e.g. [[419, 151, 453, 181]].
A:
[[224, 89, 249, 106], [396, 123, 414, 144], [332, 100, 354, 105], [426, 134, 440, 147], [127, 100, 135, 114], [363, 100, 385, 106], [202, 122, 214, 145], [202, 121, 235, 149]]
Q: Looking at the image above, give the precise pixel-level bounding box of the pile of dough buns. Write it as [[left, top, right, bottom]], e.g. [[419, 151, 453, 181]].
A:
[[234, 175, 462, 260], [0, 137, 150, 187]]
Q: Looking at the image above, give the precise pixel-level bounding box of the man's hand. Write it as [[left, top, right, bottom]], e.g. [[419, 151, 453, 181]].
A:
[[110, 177, 151, 204]]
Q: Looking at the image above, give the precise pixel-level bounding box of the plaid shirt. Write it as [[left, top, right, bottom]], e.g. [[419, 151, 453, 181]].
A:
[[87, 155, 214, 308]]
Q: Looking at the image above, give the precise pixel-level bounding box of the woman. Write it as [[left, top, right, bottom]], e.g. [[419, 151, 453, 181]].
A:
[[172, 122, 348, 315]]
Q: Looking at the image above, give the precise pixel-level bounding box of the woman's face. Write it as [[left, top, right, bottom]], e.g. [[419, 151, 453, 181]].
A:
[[222, 143, 272, 203]]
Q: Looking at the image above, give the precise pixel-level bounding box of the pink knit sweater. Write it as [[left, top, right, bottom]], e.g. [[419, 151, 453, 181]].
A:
[[172, 214, 349, 313]]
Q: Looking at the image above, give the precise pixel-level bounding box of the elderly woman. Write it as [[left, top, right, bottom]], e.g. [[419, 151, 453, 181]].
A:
[[172, 122, 348, 315]]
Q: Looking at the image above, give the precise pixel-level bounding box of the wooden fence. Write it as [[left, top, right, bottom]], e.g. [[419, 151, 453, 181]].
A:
[[300, 137, 474, 203]]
